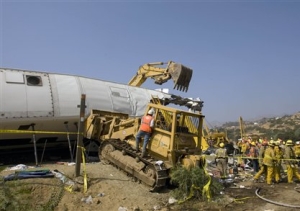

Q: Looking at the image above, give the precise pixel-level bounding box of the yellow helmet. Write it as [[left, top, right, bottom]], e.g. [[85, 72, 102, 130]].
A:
[[251, 141, 256, 146], [286, 140, 294, 146], [275, 141, 280, 146], [268, 140, 275, 146], [219, 143, 224, 148]]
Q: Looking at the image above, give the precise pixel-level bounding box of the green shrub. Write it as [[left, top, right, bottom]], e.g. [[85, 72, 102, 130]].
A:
[[170, 165, 222, 202]]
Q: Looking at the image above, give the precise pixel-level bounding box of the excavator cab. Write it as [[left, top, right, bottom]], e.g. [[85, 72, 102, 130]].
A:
[[128, 61, 193, 92]]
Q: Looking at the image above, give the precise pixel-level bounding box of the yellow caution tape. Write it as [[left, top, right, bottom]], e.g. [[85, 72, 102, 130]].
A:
[[64, 185, 73, 193], [233, 196, 254, 204], [201, 155, 212, 201], [212, 154, 300, 162], [0, 129, 80, 135], [178, 155, 211, 204]]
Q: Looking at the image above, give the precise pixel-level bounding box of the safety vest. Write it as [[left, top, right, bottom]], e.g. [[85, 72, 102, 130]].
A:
[[216, 148, 227, 158], [139, 115, 154, 133]]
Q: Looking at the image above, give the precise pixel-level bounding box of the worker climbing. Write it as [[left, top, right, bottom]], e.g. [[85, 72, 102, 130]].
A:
[[136, 109, 155, 158]]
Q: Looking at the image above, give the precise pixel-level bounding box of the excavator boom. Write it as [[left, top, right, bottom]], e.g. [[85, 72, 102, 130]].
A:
[[128, 61, 193, 92]]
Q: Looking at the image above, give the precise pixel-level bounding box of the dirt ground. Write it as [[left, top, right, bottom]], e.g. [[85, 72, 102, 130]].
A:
[[1, 160, 300, 211]]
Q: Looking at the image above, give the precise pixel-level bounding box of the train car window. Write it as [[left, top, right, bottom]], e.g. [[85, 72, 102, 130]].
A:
[[5, 72, 25, 84], [26, 75, 43, 86]]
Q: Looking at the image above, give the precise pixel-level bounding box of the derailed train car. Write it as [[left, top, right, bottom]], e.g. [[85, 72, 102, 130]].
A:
[[0, 68, 171, 151]]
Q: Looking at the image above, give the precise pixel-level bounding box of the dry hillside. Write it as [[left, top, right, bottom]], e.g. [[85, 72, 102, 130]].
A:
[[220, 111, 300, 141]]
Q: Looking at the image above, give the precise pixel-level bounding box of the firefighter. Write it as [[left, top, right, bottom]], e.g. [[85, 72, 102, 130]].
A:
[[263, 140, 275, 185], [253, 140, 268, 182], [215, 142, 228, 178], [294, 141, 300, 163], [274, 140, 283, 183], [284, 140, 300, 183], [280, 140, 286, 155]]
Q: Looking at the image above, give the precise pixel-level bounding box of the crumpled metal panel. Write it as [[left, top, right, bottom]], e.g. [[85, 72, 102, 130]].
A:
[[52, 73, 170, 118]]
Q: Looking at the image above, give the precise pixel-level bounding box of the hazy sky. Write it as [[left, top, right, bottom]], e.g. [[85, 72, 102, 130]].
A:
[[0, 0, 299, 124]]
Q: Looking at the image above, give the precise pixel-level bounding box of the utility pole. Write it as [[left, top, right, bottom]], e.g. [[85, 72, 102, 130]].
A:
[[75, 94, 86, 177], [31, 123, 39, 166]]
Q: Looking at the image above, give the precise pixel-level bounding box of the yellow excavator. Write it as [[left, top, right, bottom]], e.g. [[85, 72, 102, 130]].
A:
[[239, 116, 260, 142], [84, 96, 204, 191], [201, 118, 228, 152], [128, 61, 193, 92], [81, 61, 205, 190], [128, 61, 218, 152]]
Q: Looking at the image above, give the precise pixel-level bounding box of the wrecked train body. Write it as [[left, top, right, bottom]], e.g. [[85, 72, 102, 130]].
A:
[[0, 68, 172, 151]]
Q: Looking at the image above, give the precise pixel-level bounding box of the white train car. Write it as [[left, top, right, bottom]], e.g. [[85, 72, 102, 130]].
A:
[[0, 68, 170, 151]]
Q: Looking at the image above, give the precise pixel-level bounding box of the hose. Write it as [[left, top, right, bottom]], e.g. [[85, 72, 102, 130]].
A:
[[255, 188, 300, 208]]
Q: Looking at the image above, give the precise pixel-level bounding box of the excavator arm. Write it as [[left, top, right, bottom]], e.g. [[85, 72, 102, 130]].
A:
[[128, 61, 193, 92]]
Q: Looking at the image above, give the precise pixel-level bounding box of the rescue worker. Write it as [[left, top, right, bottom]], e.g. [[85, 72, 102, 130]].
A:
[[274, 140, 283, 183], [253, 140, 268, 182], [238, 139, 250, 166], [280, 140, 286, 155], [294, 141, 300, 162], [215, 142, 228, 178], [263, 140, 275, 185], [136, 109, 155, 157], [284, 140, 300, 183], [248, 141, 259, 172]]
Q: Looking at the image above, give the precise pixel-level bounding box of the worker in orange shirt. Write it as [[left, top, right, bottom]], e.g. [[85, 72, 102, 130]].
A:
[[248, 141, 259, 172], [136, 109, 155, 157]]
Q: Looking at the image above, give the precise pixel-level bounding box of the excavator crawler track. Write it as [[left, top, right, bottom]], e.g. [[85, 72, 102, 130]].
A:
[[99, 140, 169, 191]]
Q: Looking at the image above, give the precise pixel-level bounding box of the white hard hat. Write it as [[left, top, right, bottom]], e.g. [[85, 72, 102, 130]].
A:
[[147, 110, 154, 115]]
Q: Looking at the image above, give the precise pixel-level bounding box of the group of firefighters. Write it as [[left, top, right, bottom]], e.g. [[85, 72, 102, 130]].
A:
[[215, 137, 300, 184]]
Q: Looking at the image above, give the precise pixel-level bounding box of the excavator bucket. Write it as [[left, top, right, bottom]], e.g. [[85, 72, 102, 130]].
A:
[[168, 63, 193, 92]]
